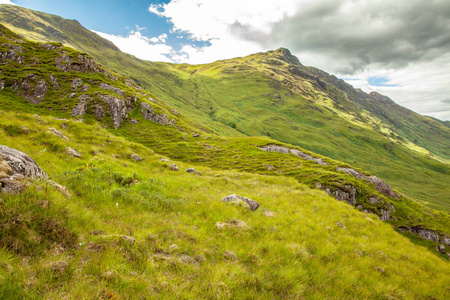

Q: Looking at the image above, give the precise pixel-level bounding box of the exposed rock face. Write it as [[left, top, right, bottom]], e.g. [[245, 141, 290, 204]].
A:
[[260, 145, 328, 166], [71, 78, 82, 89], [140, 102, 174, 125], [0, 145, 47, 179], [55, 52, 107, 75], [71, 100, 88, 117], [95, 105, 105, 119], [325, 185, 356, 205], [20, 75, 48, 104], [0, 49, 23, 63], [336, 167, 399, 199], [367, 176, 400, 199], [222, 194, 260, 211], [399, 227, 441, 243], [49, 75, 60, 90], [380, 209, 391, 221], [100, 94, 126, 129], [99, 82, 125, 97]]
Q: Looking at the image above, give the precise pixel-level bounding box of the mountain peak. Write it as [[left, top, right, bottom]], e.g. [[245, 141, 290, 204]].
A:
[[272, 47, 303, 66]]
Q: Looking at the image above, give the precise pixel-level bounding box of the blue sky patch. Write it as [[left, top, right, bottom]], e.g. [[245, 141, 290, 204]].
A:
[[367, 76, 397, 87]]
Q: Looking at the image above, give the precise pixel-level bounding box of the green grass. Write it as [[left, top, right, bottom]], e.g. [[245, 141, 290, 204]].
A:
[[0, 109, 449, 299]]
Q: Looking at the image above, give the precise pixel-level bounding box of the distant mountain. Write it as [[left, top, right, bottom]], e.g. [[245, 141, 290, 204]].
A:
[[1, 4, 449, 214]]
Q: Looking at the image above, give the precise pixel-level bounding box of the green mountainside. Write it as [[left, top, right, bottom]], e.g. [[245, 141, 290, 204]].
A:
[[1, 4, 448, 213], [0, 6, 449, 299]]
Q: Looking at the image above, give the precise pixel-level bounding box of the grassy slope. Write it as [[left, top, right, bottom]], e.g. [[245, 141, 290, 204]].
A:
[[1, 110, 449, 300], [1, 4, 448, 213], [0, 19, 449, 299]]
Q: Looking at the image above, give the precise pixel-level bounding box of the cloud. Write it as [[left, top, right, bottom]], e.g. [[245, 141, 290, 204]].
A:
[[92, 30, 173, 63], [0, 0, 16, 5]]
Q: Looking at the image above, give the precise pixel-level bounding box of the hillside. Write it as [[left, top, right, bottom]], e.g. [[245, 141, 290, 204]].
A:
[[0, 23, 449, 299], [1, 4, 449, 214]]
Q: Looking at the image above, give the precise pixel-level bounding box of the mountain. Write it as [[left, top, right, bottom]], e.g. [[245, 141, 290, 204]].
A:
[[0, 11, 449, 299], [1, 4, 449, 214]]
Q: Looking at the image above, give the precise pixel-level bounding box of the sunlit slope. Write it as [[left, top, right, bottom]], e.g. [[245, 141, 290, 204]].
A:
[[0, 4, 449, 213]]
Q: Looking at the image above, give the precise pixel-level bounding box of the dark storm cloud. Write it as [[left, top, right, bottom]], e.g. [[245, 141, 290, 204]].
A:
[[268, 0, 450, 74]]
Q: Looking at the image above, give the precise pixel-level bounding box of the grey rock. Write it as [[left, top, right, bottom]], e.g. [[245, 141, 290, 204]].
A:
[[81, 84, 90, 92], [222, 194, 260, 211], [380, 209, 391, 221], [71, 100, 88, 117], [21, 76, 48, 104], [66, 147, 81, 158], [0, 145, 47, 179], [441, 236, 450, 246], [71, 78, 82, 90], [130, 119, 138, 125], [95, 105, 105, 119], [99, 82, 125, 97], [101, 94, 126, 129], [406, 227, 440, 243], [336, 167, 364, 179], [0, 50, 23, 63], [437, 244, 446, 254], [169, 164, 179, 171], [49, 75, 60, 90], [260, 145, 328, 165], [186, 168, 202, 176], [368, 197, 379, 204], [140, 102, 174, 125], [330, 185, 357, 205], [131, 154, 142, 162], [193, 133, 200, 138], [367, 176, 400, 199], [69, 92, 76, 98], [48, 127, 69, 141]]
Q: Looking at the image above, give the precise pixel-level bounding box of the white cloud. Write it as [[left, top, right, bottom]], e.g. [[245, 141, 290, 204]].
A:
[[92, 30, 173, 63], [0, 0, 16, 5]]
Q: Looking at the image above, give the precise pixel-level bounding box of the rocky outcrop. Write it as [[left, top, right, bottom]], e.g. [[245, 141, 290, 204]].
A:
[[0, 49, 23, 63], [260, 145, 328, 166], [324, 185, 357, 205], [186, 168, 202, 176], [49, 75, 60, 90], [71, 78, 82, 89], [66, 147, 81, 158], [336, 167, 400, 199], [100, 94, 127, 129], [140, 102, 174, 125], [131, 154, 142, 162], [48, 127, 69, 141], [222, 194, 260, 211], [99, 82, 125, 97], [95, 105, 105, 119], [0, 145, 47, 179], [20, 74, 48, 104], [55, 52, 107, 75], [71, 99, 88, 117]]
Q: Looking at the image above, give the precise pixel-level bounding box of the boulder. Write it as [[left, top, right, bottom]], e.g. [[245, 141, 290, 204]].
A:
[[437, 244, 446, 254], [140, 102, 174, 125], [222, 194, 260, 211], [71, 78, 82, 90], [101, 94, 126, 129], [49, 127, 69, 141], [186, 168, 202, 176], [131, 154, 142, 162], [66, 147, 81, 158], [0, 145, 47, 179], [367, 176, 400, 199], [169, 164, 179, 171]]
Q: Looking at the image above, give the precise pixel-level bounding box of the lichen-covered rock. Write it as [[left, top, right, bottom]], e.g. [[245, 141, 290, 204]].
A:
[[222, 194, 260, 211], [325, 185, 356, 205], [20, 75, 48, 104], [71, 78, 82, 90], [0, 49, 23, 63], [0, 145, 47, 179], [380, 209, 391, 221]]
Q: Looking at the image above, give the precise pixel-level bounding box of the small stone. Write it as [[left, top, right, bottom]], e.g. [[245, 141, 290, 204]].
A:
[[223, 251, 238, 260], [121, 235, 136, 244], [69, 92, 76, 98], [263, 211, 275, 217], [20, 125, 30, 133], [130, 119, 138, 125], [49, 127, 70, 140], [216, 219, 248, 229], [131, 154, 142, 162], [169, 244, 179, 252], [160, 158, 169, 162], [186, 168, 202, 175], [111, 154, 119, 158], [66, 147, 81, 158], [437, 244, 446, 254], [47, 180, 71, 198], [222, 194, 260, 211], [193, 133, 200, 138], [169, 164, 179, 171]]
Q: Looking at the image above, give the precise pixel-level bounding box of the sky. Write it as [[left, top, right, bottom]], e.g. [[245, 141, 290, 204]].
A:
[[1, 0, 450, 121]]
